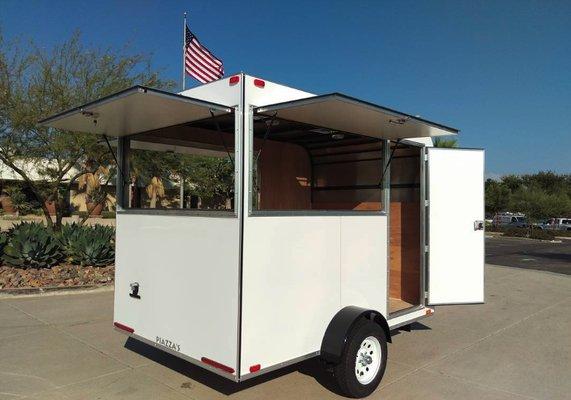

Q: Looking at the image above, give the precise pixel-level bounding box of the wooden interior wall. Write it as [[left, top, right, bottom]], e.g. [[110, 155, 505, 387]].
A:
[[258, 140, 311, 210], [389, 201, 420, 305], [311, 153, 383, 211]]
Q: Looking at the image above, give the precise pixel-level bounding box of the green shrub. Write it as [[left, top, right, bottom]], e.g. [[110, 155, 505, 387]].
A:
[[0, 231, 8, 257], [552, 229, 571, 237], [58, 222, 83, 257], [4, 186, 34, 215], [101, 211, 116, 219], [64, 225, 115, 266], [529, 229, 556, 240], [502, 227, 528, 238], [502, 227, 556, 241], [3, 222, 64, 268]]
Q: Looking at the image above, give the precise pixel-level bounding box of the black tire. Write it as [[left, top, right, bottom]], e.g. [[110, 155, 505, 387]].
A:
[[332, 318, 388, 398]]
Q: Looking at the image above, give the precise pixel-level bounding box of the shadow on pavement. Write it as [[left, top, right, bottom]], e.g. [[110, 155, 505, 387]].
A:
[[124, 337, 334, 395], [124, 322, 431, 396]]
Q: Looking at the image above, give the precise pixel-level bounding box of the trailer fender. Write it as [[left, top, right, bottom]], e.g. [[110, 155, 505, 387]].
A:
[[320, 306, 391, 364]]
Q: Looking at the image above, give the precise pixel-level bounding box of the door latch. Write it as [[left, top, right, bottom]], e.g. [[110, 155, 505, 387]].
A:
[[129, 282, 140, 299], [474, 220, 484, 231]]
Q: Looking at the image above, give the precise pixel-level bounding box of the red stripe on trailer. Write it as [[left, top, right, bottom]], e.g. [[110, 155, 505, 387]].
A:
[[201, 357, 235, 374], [249, 364, 261, 373], [113, 322, 134, 333]]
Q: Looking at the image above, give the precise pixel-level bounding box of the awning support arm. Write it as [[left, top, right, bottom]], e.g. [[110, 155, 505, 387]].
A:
[[254, 112, 278, 165], [209, 110, 234, 167], [380, 139, 400, 186], [102, 134, 129, 187]]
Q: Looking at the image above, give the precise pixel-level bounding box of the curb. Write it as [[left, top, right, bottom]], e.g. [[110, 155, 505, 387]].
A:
[[0, 283, 114, 298]]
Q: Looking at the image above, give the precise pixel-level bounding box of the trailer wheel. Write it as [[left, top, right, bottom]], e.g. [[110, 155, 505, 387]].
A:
[[332, 318, 387, 398]]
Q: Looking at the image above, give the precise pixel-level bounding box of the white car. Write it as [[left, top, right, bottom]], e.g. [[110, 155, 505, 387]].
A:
[[537, 218, 571, 231]]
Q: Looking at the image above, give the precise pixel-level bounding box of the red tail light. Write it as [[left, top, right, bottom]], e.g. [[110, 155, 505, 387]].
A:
[[249, 364, 261, 373], [229, 75, 240, 85], [253, 79, 265, 88], [113, 322, 134, 333], [201, 357, 235, 374]]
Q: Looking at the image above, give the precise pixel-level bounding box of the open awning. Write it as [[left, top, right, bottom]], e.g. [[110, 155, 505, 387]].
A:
[[39, 86, 232, 137], [255, 93, 458, 140]]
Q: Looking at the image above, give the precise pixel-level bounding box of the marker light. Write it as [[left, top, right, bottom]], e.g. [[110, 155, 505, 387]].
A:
[[229, 75, 240, 85], [253, 79, 265, 88], [249, 364, 261, 373], [113, 322, 134, 333], [201, 357, 235, 374]]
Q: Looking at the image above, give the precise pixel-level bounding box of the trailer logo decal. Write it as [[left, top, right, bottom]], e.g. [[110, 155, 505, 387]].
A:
[[156, 336, 180, 352]]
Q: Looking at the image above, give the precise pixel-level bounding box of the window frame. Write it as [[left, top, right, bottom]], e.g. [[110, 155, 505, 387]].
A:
[[116, 111, 239, 218], [247, 110, 388, 217]]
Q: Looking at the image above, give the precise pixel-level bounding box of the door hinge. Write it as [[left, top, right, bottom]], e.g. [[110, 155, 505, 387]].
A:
[[424, 245, 429, 253], [425, 200, 429, 207], [424, 153, 428, 162]]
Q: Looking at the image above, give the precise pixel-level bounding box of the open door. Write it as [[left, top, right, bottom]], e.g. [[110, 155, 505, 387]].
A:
[[426, 147, 484, 305]]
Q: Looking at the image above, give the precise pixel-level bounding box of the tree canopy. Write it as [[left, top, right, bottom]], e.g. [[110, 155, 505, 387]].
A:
[[485, 172, 571, 220], [0, 30, 174, 230]]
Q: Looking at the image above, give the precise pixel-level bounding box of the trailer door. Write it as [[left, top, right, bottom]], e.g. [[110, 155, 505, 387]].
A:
[[426, 147, 484, 305]]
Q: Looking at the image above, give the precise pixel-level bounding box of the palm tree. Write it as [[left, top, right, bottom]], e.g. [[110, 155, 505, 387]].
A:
[[433, 137, 458, 148]]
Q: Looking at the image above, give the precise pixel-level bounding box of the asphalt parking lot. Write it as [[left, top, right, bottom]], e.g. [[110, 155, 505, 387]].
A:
[[1, 263, 570, 400], [486, 235, 571, 275]]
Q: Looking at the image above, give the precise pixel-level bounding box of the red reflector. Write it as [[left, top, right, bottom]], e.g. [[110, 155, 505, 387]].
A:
[[113, 322, 134, 333], [249, 364, 261, 373], [229, 75, 240, 85], [201, 357, 235, 374], [253, 79, 265, 88]]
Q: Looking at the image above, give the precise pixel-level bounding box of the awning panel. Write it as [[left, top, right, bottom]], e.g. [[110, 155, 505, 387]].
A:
[[255, 93, 458, 140], [39, 86, 232, 137]]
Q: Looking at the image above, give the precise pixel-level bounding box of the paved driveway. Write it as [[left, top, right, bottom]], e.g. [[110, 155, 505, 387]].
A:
[[1, 265, 570, 400], [486, 236, 571, 275]]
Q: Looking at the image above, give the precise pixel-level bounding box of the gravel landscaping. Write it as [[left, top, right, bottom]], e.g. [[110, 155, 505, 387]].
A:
[[0, 264, 114, 289]]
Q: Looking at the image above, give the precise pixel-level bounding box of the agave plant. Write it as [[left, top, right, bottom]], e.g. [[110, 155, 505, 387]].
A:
[[0, 231, 8, 257], [65, 225, 115, 267], [3, 222, 63, 268], [58, 222, 83, 261]]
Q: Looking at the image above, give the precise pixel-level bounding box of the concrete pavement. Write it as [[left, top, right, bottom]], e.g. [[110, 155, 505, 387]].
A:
[[1, 264, 570, 399]]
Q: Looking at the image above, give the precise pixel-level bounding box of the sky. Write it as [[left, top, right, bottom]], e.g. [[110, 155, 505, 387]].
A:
[[1, 0, 570, 176]]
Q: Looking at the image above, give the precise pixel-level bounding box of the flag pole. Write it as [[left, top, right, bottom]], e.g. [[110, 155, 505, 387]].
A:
[[182, 12, 187, 91], [180, 12, 187, 208]]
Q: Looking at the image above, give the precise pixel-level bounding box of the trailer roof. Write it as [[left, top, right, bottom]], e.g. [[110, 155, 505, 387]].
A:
[[255, 93, 458, 140], [39, 86, 232, 137]]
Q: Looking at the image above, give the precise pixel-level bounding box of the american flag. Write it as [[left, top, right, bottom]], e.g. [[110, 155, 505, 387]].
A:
[[185, 26, 224, 83]]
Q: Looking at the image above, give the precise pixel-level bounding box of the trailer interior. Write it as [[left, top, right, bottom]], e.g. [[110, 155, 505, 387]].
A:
[[125, 109, 424, 315], [245, 112, 423, 315]]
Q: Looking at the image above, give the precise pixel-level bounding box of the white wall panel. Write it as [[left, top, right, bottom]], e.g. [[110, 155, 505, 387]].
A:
[[114, 214, 240, 372], [241, 217, 341, 373], [340, 216, 388, 316]]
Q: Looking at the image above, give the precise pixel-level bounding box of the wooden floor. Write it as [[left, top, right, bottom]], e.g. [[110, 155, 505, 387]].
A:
[[389, 297, 415, 314]]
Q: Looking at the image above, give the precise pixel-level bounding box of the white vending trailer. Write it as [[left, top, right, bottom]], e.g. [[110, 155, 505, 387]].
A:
[[41, 73, 484, 398]]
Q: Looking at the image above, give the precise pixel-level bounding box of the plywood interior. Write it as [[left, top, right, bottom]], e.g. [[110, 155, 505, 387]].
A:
[[389, 144, 421, 314], [389, 201, 421, 310], [389, 297, 415, 313], [257, 140, 312, 210], [257, 139, 384, 211]]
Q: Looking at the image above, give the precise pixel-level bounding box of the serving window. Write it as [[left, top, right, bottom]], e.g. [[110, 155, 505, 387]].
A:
[[250, 115, 386, 214], [119, 114, 237, 214]]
